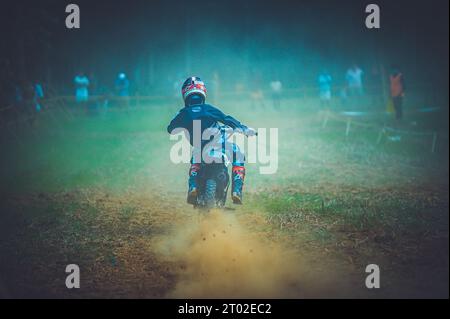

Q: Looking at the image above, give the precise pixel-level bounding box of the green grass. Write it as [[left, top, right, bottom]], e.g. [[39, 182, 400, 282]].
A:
[[255, 188, 448, 232]]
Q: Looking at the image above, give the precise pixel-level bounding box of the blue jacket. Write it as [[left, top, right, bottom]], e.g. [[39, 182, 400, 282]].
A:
[[167, 103, 248, 147]]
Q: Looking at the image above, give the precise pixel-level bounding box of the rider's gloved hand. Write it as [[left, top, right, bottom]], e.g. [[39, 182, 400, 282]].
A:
[[244, 127, 257, 137]]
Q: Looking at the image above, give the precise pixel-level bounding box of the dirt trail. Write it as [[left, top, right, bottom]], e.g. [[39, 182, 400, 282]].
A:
[[1, 188, 446, 298], [152, 203, 368, 299]]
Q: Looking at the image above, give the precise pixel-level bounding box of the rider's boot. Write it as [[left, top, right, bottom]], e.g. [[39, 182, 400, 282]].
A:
[[231, 165, 245, 204], [187, 163, 201, 204]]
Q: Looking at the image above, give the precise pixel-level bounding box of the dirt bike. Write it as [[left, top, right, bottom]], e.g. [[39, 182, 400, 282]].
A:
[[192, 125, 255, 210], [193, 161, 230, 209]]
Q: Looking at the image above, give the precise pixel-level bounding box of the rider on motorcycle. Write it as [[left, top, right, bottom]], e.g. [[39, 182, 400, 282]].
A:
[[167, 76, 256, 205]]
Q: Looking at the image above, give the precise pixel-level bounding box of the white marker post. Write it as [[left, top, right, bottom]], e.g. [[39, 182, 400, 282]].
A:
[[431, 132, 438, 153], [345, 117, 352, 136]]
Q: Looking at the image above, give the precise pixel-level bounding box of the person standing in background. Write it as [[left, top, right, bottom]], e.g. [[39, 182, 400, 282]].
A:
[[318, 69, 332, 108], [115, 72, 130, 97], [389, 65, 405, 120], [33, 82, 44, 112], [74, 72, 90, 103], [345, 64, 364, 109], [115, 72, 130, 108], [345, 64, 364, 97], [270, 79, 282, 109]]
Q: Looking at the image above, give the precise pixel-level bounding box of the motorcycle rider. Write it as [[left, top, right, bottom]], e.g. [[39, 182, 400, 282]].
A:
[[167, 76, 256, 205]]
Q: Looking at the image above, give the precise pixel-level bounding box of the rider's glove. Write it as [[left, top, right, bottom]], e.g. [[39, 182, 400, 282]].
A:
[[244, 127, 257, 137]]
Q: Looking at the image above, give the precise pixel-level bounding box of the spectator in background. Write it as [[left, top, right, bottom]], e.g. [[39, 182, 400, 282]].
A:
[[115, 72, 130, 108], [74, 72, 90, 103], [389, 65, 405, 120], [33, 82, 44, 112], [345, 64, 364, 97], [317, 69, 332, 108], [115, 72, 130, 97], [270, 79, 282, 109]]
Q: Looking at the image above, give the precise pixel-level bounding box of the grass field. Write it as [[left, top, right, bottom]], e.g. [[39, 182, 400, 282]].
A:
[[0, 97, 448, 298]]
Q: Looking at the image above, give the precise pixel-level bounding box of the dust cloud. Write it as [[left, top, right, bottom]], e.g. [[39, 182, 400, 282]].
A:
[[156, 210, 310, 298]]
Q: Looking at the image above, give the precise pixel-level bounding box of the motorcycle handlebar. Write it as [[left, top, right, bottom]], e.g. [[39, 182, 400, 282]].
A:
[[220, 127, 258, 137]]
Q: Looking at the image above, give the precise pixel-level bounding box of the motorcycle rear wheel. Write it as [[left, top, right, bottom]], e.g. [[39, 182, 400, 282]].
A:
[[204, 179, 217, 209]]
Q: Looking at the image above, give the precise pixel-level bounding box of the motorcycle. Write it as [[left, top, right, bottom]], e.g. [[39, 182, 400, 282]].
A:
[[192, 125, 255, 209]]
